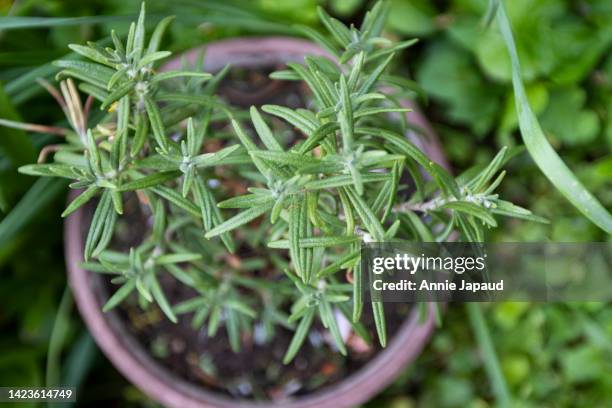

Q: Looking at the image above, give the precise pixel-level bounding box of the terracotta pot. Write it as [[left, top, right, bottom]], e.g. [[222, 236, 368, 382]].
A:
[[65, 37, 447, 408]]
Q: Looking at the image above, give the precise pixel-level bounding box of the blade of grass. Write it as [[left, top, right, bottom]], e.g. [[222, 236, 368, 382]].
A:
[[0, 15, 135, 30], [0, 178, 67, 250], [466, 303, 511, 407], [495, 0, 612, 233], [46, 286, 73, 389]]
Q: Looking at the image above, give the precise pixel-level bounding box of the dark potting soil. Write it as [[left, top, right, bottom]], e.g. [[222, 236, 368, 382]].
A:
[[90, 67, 416, 401]]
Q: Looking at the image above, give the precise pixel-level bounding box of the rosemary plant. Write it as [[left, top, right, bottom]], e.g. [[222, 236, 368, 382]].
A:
[[8, 1, 545, 364]]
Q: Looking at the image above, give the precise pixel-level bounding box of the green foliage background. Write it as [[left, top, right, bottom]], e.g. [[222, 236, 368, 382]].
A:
[[0, 0, 610, 406]]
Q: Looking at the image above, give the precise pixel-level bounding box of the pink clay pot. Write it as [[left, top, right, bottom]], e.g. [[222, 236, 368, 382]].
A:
[[65, 37, 447, 408]]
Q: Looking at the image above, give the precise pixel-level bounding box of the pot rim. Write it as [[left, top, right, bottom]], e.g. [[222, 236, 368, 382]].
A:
[[65, 36, 442, 408]]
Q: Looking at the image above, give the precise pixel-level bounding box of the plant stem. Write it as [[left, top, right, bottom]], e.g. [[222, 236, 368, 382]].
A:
[[466, 302, 511, 407]]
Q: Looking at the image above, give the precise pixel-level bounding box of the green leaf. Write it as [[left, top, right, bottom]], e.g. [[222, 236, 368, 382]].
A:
[[495, 1, 612, 233], [84, 190, 113, 261], [67, 44, 112, 67], [250, 150, 318, 167], [118, 171, 180, 192], [205, 201, 274, 238], [289, 197, 305, 279], [137, 51, 172, 68], [144, 96, 169, 153], [0, 85, 36, 164], [283, 307, 315, 364], [317, 250, 360, 278], [339, 75, 354, 151], [317, 6, 351, 47], [250, 106, 283, 151], [18, 164, 78, 179], [148, 16, 175, 54], [192, 145, 241, 167], [192, 176, 214, 231], [298, 122, 339, 154], [261, 105, 318, 135], [354, 107, 411, 119], [150, 71, 212, 84], [492, 200, 549, 223], [470, 147, 507, 192], [359, 53, 394, 95], [150, 274, 178, 323], [151, 186, 200, 218], [353, 261, 363, 321], [54, 60, 114, 88], [155, 253, 202, 265], [102, 281, 136, 312], [366, 39, 418, 62], [399, 212, 434, 242], [0, 178, 67, 250], [372, 301, 387, 347], [441, 201, 497, 227], [218, 193, 275, 209], [345, 187, 385, 241], [268, 235, 360, 249], [320, 300, 346, 355], [101, 80, 134, 110], [132, 3, 146, 61], [131, 111, 149, 157], [61, 185, 99, 218], [294, 25, 339, 57], [304, 173, 389, 190], [0, 14, 133, 30]]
